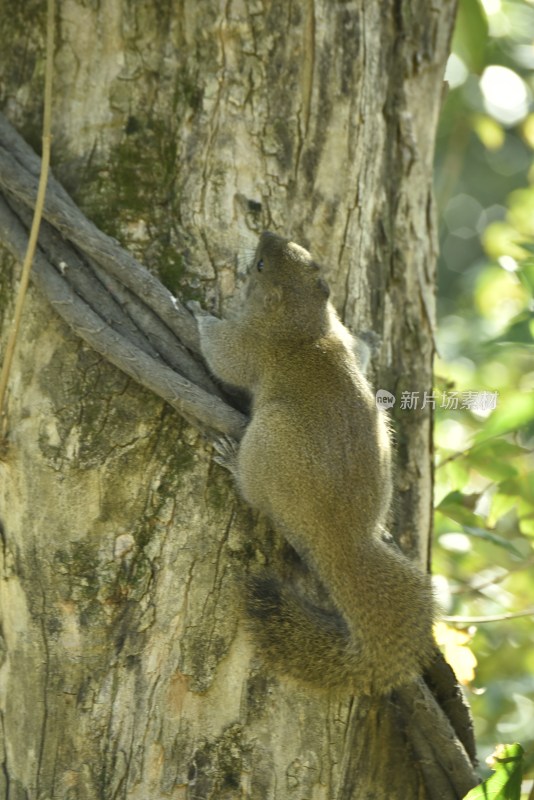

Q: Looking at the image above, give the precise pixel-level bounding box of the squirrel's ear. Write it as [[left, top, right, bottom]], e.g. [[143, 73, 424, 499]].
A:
[[316, 277, 330, 299]]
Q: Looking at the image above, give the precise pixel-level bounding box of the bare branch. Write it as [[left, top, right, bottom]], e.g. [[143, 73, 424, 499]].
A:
[[395, 680, 479, 798], [444, 607, 534, 624], [10, 196, 219, 395], [0, 111, 249, 440], [0, 195, 247, 440], [0, 112, 199, 354]]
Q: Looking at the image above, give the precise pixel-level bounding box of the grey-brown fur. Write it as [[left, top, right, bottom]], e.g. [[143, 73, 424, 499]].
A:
[[196, 231, 436, 694]]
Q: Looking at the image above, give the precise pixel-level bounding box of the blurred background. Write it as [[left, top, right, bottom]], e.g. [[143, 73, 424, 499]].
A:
[[433, 0, 534, 786]]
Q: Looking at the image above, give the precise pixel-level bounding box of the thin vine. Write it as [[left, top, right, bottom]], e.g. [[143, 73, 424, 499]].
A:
[[0, 0, 55, 427]]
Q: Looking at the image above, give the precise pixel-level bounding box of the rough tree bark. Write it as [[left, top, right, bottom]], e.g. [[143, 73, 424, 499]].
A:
[[0, 2, 473, 799]]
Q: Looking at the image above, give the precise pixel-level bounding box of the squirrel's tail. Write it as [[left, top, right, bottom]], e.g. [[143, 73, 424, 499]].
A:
[[247, 569, 435, 694], [247, 573, 366, 691]]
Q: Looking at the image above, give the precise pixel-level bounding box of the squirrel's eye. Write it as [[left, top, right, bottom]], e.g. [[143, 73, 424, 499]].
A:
[[256, 259, 264, 272]]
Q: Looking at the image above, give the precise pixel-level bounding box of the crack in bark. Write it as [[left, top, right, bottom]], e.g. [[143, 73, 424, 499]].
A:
[[36, 576, 51, 800], [294, 0, 315, 178], [0, 710, 11, 799]]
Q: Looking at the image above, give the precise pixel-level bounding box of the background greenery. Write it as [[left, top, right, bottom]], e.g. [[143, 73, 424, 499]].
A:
[[433, 0, 534, 790]]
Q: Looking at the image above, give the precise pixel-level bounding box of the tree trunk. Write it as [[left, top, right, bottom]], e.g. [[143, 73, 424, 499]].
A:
[[0, 2, 458, 798]]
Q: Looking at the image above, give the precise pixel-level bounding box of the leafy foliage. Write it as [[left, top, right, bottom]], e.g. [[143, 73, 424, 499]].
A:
[[463, 743, 524, 799], [433, 0, 534, 788]]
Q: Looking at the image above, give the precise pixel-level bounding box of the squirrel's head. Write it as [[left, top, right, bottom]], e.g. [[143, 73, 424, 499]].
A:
[[245, 232, 330, 337]]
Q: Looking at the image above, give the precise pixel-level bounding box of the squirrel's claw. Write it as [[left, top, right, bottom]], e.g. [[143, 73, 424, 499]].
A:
[[212, 435, 239, 474]]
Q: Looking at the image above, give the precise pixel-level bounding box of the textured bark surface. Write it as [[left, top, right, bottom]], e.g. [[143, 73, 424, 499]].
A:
[[0, 2, 456, 799]]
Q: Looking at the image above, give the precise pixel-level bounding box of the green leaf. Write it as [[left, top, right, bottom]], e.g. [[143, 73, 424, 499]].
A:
[[452, 0, 489, 74], [518, 515, 534, 537], [475, 441, 528, 459], [517, 260, 534, 295], [495, 477, 534, 535], [443, 459, 471, 491], [468, 453, 518, 482], [500, 475, 534, 507], [474, 392, 534, 442], [489, 492, 519, 526], [488, 312, 534, 346], [437, 491, 485, 528], [463, 526, 524, 558], [517, 242, 534, 255], [463, 743, 524, 800], [465, 439, 526, 482]]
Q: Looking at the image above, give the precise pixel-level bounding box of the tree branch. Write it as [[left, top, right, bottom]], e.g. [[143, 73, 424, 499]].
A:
[[0, 112, 199, 354], [0, 195, 245, 439], [444, 607, 534, 624], [395, 679, 478, 799], [0, 114, 247, 440]]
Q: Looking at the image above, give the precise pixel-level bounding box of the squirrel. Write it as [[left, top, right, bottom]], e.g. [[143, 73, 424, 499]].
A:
[[195, 230, 437, 694]]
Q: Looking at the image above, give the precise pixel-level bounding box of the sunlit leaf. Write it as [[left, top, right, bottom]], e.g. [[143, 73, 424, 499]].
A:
[[499, 474, 534, 503], [508, 187, 534, 237], [474, 265, 530, 322], [487, 312, 533, 345], [482, 222, 530, 261], [443, 458, 471, 491], [453, 0, 488, 74], [434, 622, 477, 685], [472, 114, 505, 150], [497, 476, 534, 536], [518, 515, 534, 537], [516, 260, 534, 294], [463, 743, 524, 800], [489, 491, 519, 526], [521, 114, 534, 150], [474, 392, 534, 441]]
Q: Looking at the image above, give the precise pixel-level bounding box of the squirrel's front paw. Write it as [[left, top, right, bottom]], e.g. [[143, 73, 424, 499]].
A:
[[212, 435, 239, 475]]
